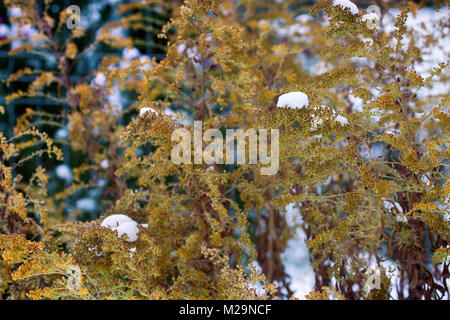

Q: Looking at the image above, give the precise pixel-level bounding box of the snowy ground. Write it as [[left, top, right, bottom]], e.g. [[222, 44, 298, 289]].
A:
[[282, 204, 315, 299]]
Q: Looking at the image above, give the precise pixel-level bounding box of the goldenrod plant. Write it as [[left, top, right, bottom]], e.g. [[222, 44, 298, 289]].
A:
[[0, 0, 448, 300]]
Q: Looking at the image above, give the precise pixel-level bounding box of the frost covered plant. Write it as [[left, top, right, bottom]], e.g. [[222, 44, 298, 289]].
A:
[[0, 0, 449, 300], [0, 0, 281, 300], [271, 0, 449, 299]]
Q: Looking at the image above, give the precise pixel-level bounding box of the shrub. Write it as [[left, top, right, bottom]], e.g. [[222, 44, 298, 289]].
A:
[[0, 0, 448, 300]]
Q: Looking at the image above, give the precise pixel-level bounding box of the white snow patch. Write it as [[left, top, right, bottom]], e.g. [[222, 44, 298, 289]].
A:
[[0, 24, 9, 38], [313, 134, 323, 140], [186, 47, 199, 60], [177, 43, 186, 54], [334, 114, 349, 126], [107, 85, 123, 113], [369, 107, 383, 123], [101, 214, 134, 229], [420, 176, 431, 186], [76, 198, 96, 212], [277, 91, 309, 109], [101, 214, 142, 242], [55, 128, 69, 139], [119, 47, 141, 69], [56, 164, 72, 182], [332, 0, 359, 15], [18, 24, 38, 37], [97, 178, 107, 187], [362, 12, 380, 22], [310, 116, 323, 130], [383, 199, 403, 213], [383, 199, 407, 223], [123, 47, 140, 61], [140, 107, 158, 116], [107, 26, 125, 38], [116, 220, 139, 242], [139, 56, 152, 71], [281, 203, 315, 299], [310, 106, 325, 131], [8, 7, 22, 18], [349, 94, 364, 112], [371, 143, 384, 159], [100, 159, 109, 169], [93, 72, 106, 87], [381, 7, 449, 92], [311, 60, 332, 75]]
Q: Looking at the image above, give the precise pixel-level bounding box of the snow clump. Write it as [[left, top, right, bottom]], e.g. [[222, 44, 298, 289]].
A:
[[101, 214, 148, 242], [93, 72, 106, 87], [277, 91, 309, 109], [139, 107, 158, 116], [332, 0, 359, 15]]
